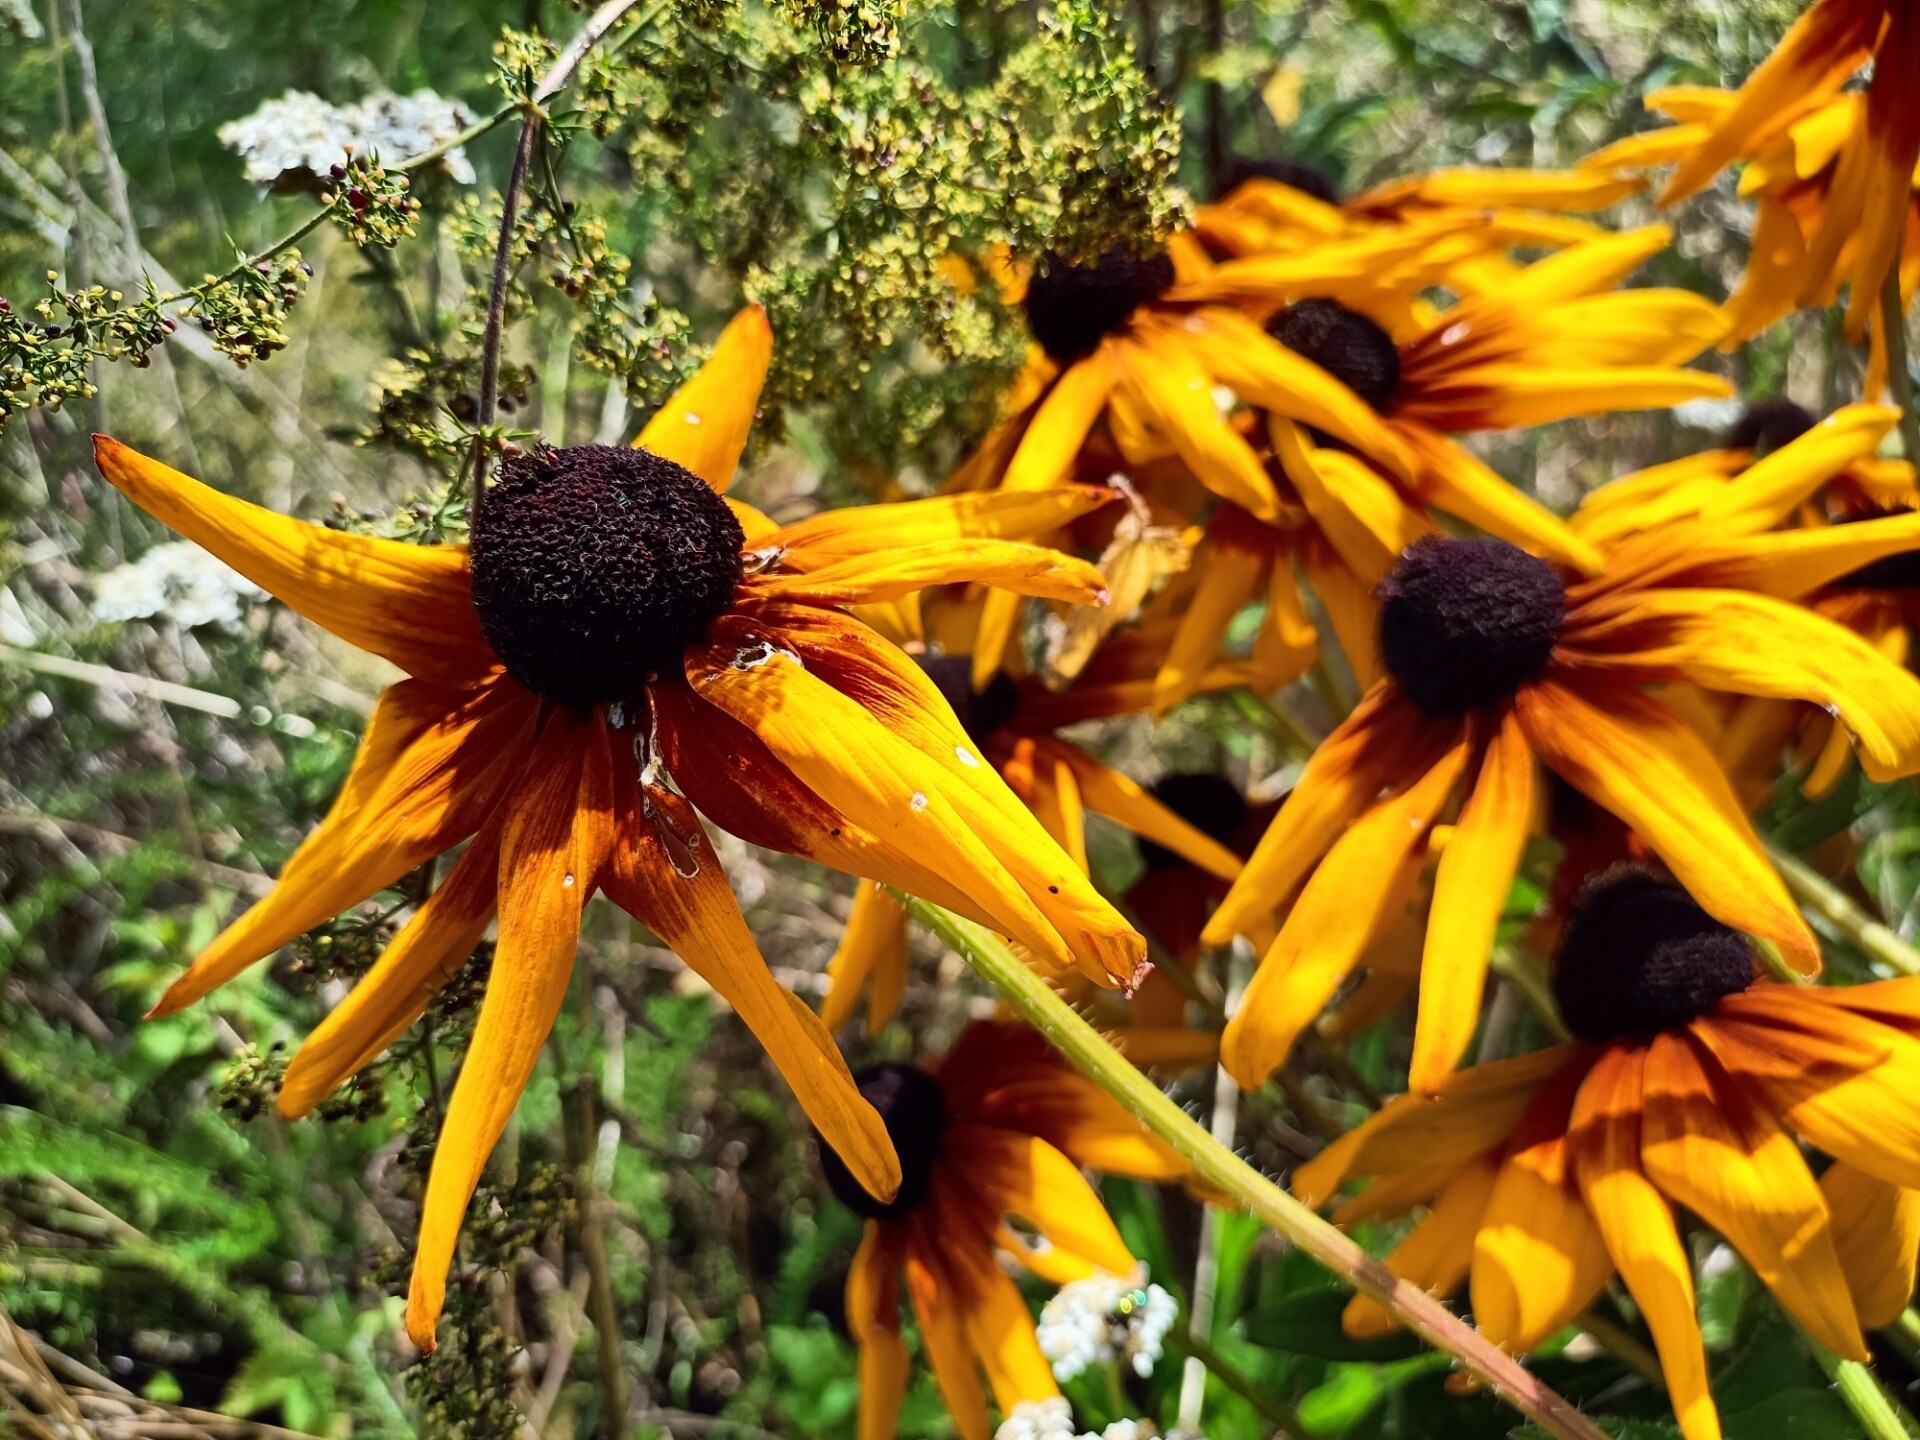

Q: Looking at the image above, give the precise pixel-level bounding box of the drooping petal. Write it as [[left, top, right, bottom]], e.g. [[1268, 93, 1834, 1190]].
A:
[[601, 759, 900, 1203], [1636, 511, 1920, 600], [1515, 678, 1817, 970], [151, 680, 540, 1016], [1570, 1045, 1722, 1440], [848, 1222, 911, 1440], [1693, 405, 1902, 533], [1559, 588, 1920, 782], [1412, 709, 1537, 1093], [1820, 1162, 1920, 1329], [904, 1227, 993, 1440], [1043, 739, 1242, 881], [1342, 1158, 1499, 1338], [1111, 332, 1280, 521], [93, 436, 493, 686], [769, 485, 1117, 566], [1471, 1132, 1614, 1353], [936, 1205, 1059, 1417], [1638, 1030, 1865, 1361], [1205, 684, 1457, 945], [822, 880, 912, 1037], [1297, 534, 1377, 688], [1270, 418, 1432, 583], [1222, 741, 1469, 1089], [277, 811, 504, 1119], [747, 539, 1108, 607], [943, 1124, 1136, 1278], [682, 628, 1088, 978], [1152, 504, 1275, 716], [999, 349, 1118, 492], [407, 710, 599, 1349], [1393, 422, 1603, 575], [634, 305, 772, 491]]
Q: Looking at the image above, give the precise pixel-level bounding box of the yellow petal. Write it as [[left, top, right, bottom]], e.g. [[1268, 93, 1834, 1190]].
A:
[[904, 1231, 993, 1440], [1562, 588, 1920, 783], [1820, 1162, 1920, 1329], [1639, 1031, 1865, 1361], [1395, 422, 1603, 575], [933, 1204, 1059, 1416], [92, 435, 492, 687], [1270, 417, 1432, 583], [1222, 741, 1469, 1089], [1570, 1045, 1723, 1440], [1412, 709, 1537, 1093], [1342, 1158, 1498, 1339], [823, 880, 911, 1038], [1515, 678, 1817, 970], [999, 348, 1117, 492], [1297, 534, 1377, 689], [1152, 505, 1273, 716], [1696, 404, 1902, 533], [1398, 359, 1733, 432], [407, 710, 599, 1350], [1112, 333, 1279, 521], [769, 485, 1117, 565], [1045, 740, 1242, 881], [601, 765, 901, 1205], [1656, 512, 1920, 599], [749, 538, 1108, 607], [945, 1124, 1136, 1277], [1471, 1132, 1615, 1352], [634, 305, 771, 491], [848, 1223, 911, 1440], [278, 812, 503, 1119], [1206, 685, 1455, 945], [151, 681, 538, 1016]]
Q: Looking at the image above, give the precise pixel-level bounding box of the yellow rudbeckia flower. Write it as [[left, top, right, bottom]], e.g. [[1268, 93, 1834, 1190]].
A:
[[89, 306, 1148, 1349], [1297, 868, 1920, 1440]]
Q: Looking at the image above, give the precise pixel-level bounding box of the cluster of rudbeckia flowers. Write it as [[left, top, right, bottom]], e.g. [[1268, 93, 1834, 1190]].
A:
[[83, 2, 1920, 1437]]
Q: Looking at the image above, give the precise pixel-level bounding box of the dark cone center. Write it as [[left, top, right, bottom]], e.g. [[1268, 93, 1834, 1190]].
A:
[[917, 653, 1021, 745], [1553, 865, 1755, 1042], [1138, 772, 1249, 871], [1267, 299, 1401, 409], [1724, 398, 1816, 457], [1216, 156, 1342, 206], [818, 1063, 947, 1221], [1022, 249, 1176, 364], [1377, 536, 1566, 715], [468, 444, 744, 709]]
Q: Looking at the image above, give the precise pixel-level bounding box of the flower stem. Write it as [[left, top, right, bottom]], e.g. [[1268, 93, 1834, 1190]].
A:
[[1163, 1327, 1305, 1437], [899, 896, 1611, 1440], [1882, 255, 1920, 466], [1809, 1335, 1915, 1440], [469, 109, 539, 513], [1768, 843, 1920, 976]]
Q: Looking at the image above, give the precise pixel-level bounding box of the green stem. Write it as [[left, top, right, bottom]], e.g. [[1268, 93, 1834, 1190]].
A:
[[899, 896, 1611, 1440], [1809, 1337, 1915, 1440], [1883, 254, 1920, 466], [1576, 1309, 1663, 1388], [1882, 1309, 1920, 1372], [1164, 1328, 1305, 1437], [1768, 843, 1920, 976]]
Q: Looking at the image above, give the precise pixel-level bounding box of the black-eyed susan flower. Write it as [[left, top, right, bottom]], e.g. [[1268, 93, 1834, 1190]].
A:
[[1295, 867, 1920, 1440], [1601, 0, 1920, 343], [1205, 489, 1920, 1093], [90, 306, 1148, 1349], [817, 1020, 1184, 1440]]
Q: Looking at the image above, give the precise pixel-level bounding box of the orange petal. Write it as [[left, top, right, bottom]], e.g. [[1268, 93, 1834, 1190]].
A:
[[1270, 418, 1432, 583], [848, 1223, 911, 1440], [1570, 1045, 1722, 1440], [277, 812, 504, 1119], [1342, 1158, 1498, 1339], [1152, 505, 1274, 716], [823, 880, 911, 1038], [768, 485, 1117, 565], [1393, 422, 1604, 575], [1000, 348, 1117, 492], [1111, 332, 1281, 521], [1471, 1131, 1614, 1352], [747, 538, 1108, 607], [1820, 1162, 1920, 1329], [92, 435, 492, 686], [904, 1226, 993, 1440], [1639, 1031, 1865, 1361], [943, 1124, 1135, 1278], [1515, 678, 1817, 970], [406, 709, 600, 1350], [601, 763, 900, 1205], [151, 680, 538, 1015], [1044, 740, 1242, 882], [1412, 709, 1537, 1093], [634, 305, 771, 491], [1647, 511, 1920, 599]]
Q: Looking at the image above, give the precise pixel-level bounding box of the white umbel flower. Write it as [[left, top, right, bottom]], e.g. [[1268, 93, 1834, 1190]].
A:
[[1036, 1270, 1179, 1383], [219, 89, 475, 187], [91, 541, 266, 632], [991, 1399, 1159, 1440]]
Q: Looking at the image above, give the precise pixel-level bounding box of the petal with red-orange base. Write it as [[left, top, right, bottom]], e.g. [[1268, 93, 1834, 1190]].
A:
[[1639, 1030, 1865, 1360], [1570, 1044, 1722, 1440], [602, 761, 899, 1205], [93, 436, 493, 687], [1634, 511, 1920, 599], [747, 538, 1108, 608], [1471, 1128, 1614, 1353], [1042, 738, 1242, 882], [1205, 684, 1457, 946], [151, 680, 539, 1016], [943, 1124, 1136, 1279], [407, 709, 605, 1350], [769, 485, 1118, 566], [634, 305, 771, 491], [277, 807, 505, 1119], [904, 1224, 993, 1440], [1412, 708, 1538, 1093], [1515, 677, 1817, 971], [848, 1221, 911, 1440], [1222, 741, 1469, 1089]]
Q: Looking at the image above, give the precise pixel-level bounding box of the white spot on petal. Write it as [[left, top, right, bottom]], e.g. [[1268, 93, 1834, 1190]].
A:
[[562, 873, 577, 888], [955, 745, 980, 767], [684, 412, 703, 426], [909, 791, 929, 812]]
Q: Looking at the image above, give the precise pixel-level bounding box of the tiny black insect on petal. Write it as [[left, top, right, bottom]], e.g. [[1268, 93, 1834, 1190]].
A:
[[1377, 535, 1566, 715], [1723, 397, 1816, 457], [1267, 299, 1401, 409], [817, 1062, 947, 1221], [1553, 864, 1755, 1042], [468, 443, 744, 710], [1022, 249, 1176, 364]]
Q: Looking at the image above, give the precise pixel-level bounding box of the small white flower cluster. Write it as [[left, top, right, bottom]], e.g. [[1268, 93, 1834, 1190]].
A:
[[1036, 1270, 1179, 1383], [219, 90, 476, 187], [993, 1399, 1155, 1440], [90, 541, 267, 633]]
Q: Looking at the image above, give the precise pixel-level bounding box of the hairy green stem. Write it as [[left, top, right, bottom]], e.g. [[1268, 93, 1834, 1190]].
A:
[[1810, 1336, 1915, 1440], [1768, 843, 1920, 976], [899, 896, 1610, 1440]]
